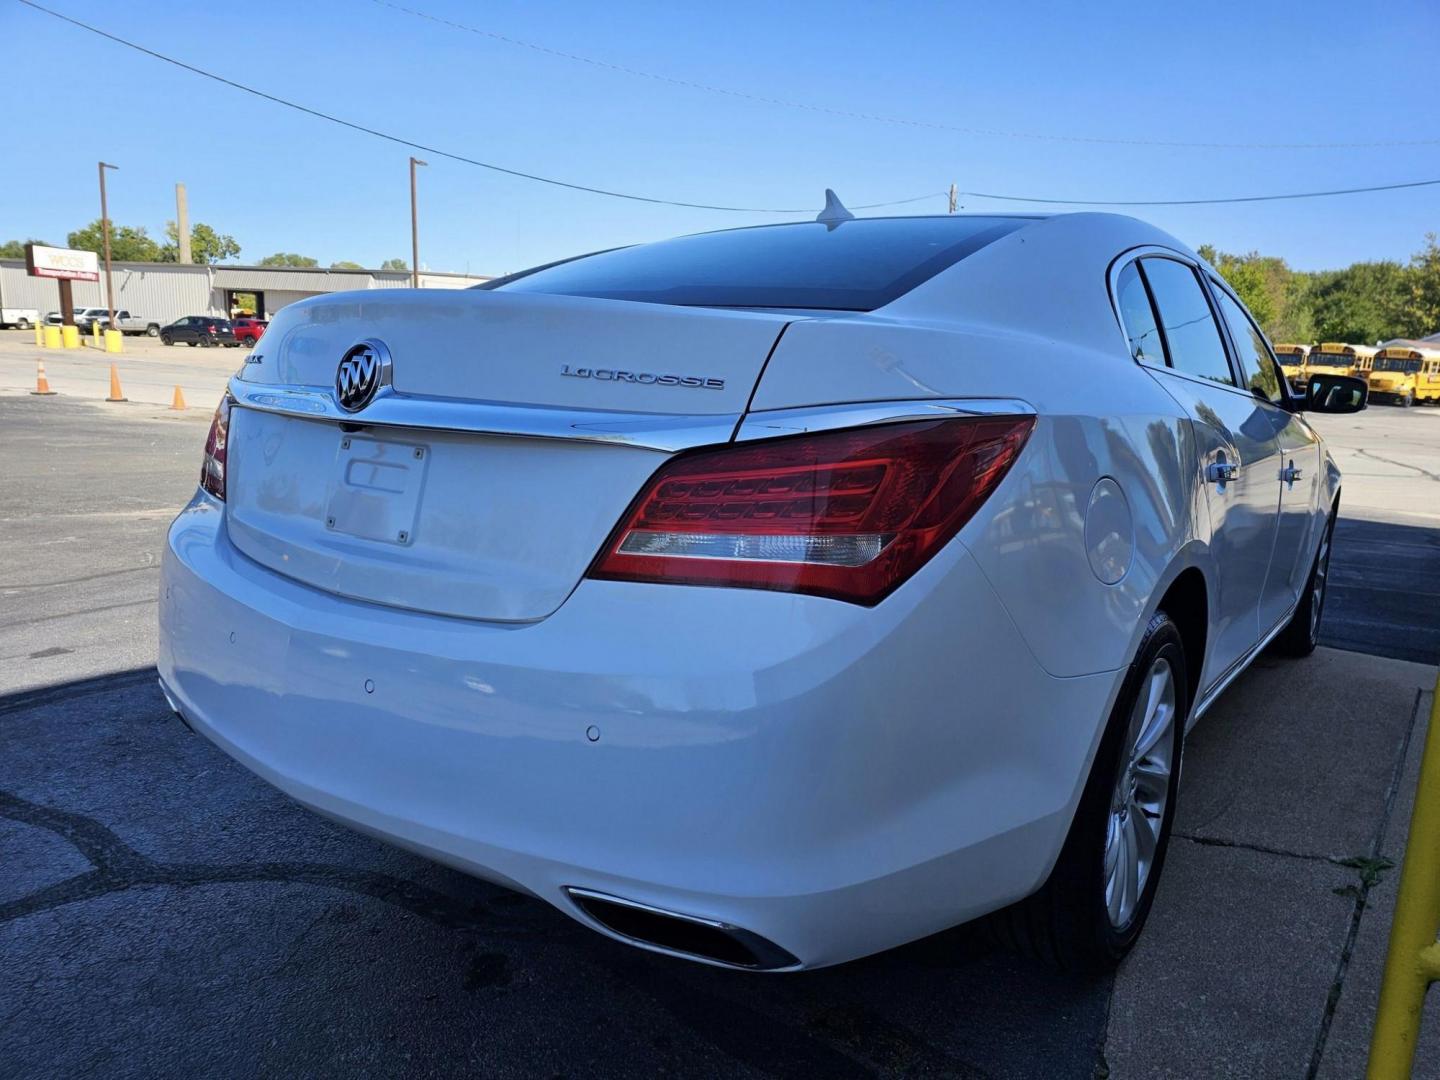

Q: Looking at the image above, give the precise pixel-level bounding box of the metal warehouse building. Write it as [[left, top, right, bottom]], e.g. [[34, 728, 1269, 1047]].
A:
[[0, 260, 490, 324]]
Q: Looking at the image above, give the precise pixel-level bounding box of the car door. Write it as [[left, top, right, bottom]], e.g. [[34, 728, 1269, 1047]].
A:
[[177, 318, 197, 343], [1208, 280, 1322, 628], [1118, 254, 1284, 686]]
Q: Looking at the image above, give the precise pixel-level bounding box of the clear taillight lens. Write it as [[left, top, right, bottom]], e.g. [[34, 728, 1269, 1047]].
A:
[[200, 395, 231, 500], [589, 415, 1034, 605]]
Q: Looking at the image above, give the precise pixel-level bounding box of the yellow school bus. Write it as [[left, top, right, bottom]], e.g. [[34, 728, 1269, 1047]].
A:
[[1368, 344, 1440, 407], [1272, 343, 1309, 393], [1308, 342, 1378, 382]]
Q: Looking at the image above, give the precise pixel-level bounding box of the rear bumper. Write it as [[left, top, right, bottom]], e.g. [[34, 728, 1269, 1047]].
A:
[[159, 492, 1122, 969]]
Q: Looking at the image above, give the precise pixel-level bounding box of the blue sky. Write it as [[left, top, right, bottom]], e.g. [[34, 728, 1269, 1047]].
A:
[[3, 0, 1437, 275]]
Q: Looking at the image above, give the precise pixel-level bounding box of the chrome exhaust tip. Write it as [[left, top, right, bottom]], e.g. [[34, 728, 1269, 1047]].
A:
[[564, 887, 800, 971]]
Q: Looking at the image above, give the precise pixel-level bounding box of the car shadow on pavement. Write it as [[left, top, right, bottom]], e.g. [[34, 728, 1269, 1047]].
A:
[[1, 669, 1110, 1080], [1321, 514, 1440, 666]]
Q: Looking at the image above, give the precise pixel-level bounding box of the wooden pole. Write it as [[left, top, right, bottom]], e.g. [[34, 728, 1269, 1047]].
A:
[[98, 162, 118, 327]]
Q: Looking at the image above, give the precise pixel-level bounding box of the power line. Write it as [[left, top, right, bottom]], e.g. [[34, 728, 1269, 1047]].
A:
[[962, 177, 1440, 207], [13, 0, 939, 215], [369, 0, 1440, 152], [16, 1, 1440, 213]]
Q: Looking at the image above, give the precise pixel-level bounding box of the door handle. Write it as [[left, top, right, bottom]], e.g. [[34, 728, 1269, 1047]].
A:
[[1207, 462, 1239, 484], [1282, 461, 1304, 484]]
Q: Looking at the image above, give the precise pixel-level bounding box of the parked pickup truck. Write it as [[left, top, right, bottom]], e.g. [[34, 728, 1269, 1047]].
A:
[[104, 310, 164, 337], [0, 308, 39, 329]]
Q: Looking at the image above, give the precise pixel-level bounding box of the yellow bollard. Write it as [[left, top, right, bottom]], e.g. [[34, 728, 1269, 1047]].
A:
[[91, 320, 101, 346], [1367, 677, 1440, 1078], [34, 322, 44, 347], [43, 325, 61, 348], [104, 329, 123, 354], [60, 324, 80, 349]]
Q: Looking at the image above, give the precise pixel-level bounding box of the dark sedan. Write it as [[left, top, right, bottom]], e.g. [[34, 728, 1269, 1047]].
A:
[[160, 316, 239, 347]]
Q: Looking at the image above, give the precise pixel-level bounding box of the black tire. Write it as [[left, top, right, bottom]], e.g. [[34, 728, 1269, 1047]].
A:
[[161, 333, 172, 346], [992, 611, 1188, 972], [146, 325, 160, 337], [186, 341, 196, 347], [1271, 506, 1336, 658], [17, 318, 30, 330]]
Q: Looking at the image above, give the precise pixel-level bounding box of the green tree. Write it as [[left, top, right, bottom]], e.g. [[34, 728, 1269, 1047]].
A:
[[161, 221, 241, 264], [380, 258, 408, 271], [0, 238, 49, 259], [258, 252, 319, 267], [66, 219, 163, 262], [1404, 233, 1440, 338], [330, 260, 364, 270], [1308, 261, 1412, 344], [1198, 246, 1312, 339]]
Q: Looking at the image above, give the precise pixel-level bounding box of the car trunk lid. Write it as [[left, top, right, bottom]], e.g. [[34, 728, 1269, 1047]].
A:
[[224, 289, 792, 621]]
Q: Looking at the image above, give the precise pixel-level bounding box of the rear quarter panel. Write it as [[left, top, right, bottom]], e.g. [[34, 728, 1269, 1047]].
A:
[[747, 214, 1213, 679]]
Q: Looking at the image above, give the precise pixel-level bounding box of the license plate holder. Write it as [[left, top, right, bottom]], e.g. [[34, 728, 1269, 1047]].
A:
[[324, 435, 429, 545]]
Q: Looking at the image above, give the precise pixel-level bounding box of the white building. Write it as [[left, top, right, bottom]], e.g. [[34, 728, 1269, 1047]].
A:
[[0, 259, 490, 323]]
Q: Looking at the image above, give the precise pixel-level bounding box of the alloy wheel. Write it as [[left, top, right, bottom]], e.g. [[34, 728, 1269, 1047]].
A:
[[1104, 657, 1176, 929], [1309, 523, 1332, 642]]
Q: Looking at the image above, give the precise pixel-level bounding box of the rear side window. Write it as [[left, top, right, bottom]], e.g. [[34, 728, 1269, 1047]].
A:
[[1115, 262, 1165, 365], [1140, 258, 1234, 386], [1211, 286, 1284, 403], [489, 216, 1033, 311]]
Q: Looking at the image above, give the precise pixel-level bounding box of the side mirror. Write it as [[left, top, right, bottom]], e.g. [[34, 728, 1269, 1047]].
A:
[[1303, 373, 1367, 414]]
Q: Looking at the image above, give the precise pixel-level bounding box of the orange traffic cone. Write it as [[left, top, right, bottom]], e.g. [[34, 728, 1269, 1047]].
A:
[[31, 359, 57, 396], [106, 363, 127, 403], [170, 385, 187, 411]]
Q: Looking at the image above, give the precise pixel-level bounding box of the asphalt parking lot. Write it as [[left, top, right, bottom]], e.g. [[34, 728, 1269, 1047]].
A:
[[2, 334, 1439, 1077]]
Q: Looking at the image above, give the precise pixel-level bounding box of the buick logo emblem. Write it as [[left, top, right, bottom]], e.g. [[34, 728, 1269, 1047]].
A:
[[335, 340, 390, 412]]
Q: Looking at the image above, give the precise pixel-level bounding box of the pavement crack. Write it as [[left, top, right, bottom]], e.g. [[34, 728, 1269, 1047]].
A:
[[0, 790, 151, 876], [0, 597, 156, 631], [1354, 448, 1440, 483], [0, 563, 159, 592], [0, 787, 532, 937], [1303, 686, 1425, 1080], [1170, 832, 1336, 864]]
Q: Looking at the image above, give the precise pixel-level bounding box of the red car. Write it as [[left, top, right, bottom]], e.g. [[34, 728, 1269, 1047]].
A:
[[232, 317, 268, 346]]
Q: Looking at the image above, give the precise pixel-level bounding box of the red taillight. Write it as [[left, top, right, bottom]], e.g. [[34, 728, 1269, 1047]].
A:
[[589, 416, 1034, 605], [200, 395, 231, 500]]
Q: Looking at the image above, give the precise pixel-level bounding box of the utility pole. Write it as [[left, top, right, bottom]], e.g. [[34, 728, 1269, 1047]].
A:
[[175, 183, 192, 264], [98, 162, 119, 327], [409, 156, 427, 288], [948, 184, 958, 214]]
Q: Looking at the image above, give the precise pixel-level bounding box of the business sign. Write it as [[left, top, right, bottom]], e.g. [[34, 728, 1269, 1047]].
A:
[[24, 244, 100, 282]]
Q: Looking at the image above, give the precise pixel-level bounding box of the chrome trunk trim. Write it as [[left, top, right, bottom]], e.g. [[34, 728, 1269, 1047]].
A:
[[228, 376, 740, 453]]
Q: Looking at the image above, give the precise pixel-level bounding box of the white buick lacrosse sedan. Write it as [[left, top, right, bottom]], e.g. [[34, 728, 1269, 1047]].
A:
[[159, 210, 1365, 972]]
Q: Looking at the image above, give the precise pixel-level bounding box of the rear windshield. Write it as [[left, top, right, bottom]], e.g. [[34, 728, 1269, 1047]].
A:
[[486, 216, 1034, 311]]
